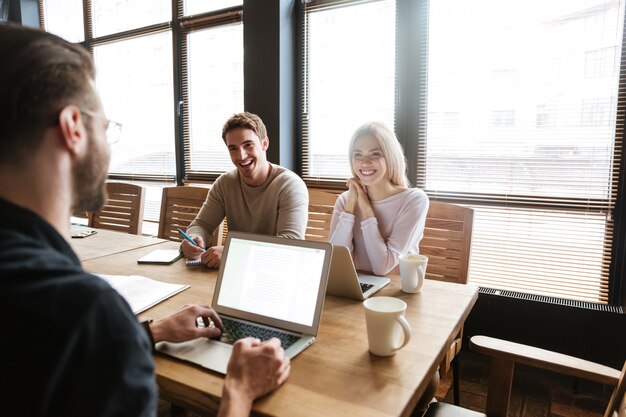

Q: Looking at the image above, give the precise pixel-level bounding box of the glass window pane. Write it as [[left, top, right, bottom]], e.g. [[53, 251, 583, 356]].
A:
[[187, 23, 244, 173], [94, 32, 176, 177], [184, 0, 242, 16], [425, 0, 625, 303], [42, 0, 84, 43], [426, 0, 623, 199], [92, 0, 170, 37], [306, 0, 395, 178]]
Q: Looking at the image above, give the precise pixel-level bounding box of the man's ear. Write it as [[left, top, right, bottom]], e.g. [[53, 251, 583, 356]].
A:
[[261, 136, 269, 151], [57, 105, 86, 155]]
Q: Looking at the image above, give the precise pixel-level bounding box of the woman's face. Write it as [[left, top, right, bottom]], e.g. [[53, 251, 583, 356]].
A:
[[351, 134, 388, 187]]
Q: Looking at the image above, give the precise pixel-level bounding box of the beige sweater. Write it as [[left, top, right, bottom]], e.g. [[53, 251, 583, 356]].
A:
[[187, 164, 308, 246]]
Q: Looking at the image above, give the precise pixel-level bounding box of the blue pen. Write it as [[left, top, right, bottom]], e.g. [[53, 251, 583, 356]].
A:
[[177, 228, 206, 253]]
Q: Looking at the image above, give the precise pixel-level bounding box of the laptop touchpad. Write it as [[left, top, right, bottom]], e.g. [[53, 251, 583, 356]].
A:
[[156, 339, 232, 375]]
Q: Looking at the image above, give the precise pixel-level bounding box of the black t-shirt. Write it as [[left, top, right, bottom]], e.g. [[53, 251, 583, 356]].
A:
[[0, 198, 157, 416]]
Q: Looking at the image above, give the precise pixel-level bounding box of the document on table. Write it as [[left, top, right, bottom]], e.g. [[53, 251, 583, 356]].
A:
[[97, 274, 189, 314]]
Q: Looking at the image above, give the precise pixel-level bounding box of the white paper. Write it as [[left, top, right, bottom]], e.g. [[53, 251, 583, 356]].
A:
[[97, 274, 189, 314]]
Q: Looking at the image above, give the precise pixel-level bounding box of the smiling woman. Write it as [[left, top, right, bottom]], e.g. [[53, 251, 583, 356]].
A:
[[329, 122, 430, 277]]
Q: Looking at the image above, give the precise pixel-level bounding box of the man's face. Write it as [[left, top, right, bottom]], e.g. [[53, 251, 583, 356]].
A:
[[72, 101, 111, 213], [225, 127, 269, 185]]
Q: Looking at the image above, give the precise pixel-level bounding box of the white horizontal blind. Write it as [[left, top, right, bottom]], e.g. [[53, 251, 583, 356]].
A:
[[183, 20, 244, 179], [420, 0, 625, 303], [41, 0, 84, 43], [92, 0, 171, 38], [181, 7, 244, 181], [94, 30, 177, 181], [302, 0, 396, 182]]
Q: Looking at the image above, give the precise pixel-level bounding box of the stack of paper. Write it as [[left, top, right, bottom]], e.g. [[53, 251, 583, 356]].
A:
[[97, 274, 189, 314]]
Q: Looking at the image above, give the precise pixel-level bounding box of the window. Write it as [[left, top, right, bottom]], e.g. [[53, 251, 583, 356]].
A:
[[40, 0, 244, 223], [92, 0, 170, 37], [94, 31, 176, 178], [40, 0, 84, 43], [301, 0, 625, 304], [420, 0, 624, 303], [302, 0, 395, 181], [184, 22, 244, 178]]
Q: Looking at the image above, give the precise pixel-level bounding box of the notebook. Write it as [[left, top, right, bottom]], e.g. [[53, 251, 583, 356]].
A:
[[156, 231, 333, 374], [326, 245, 390, 300], [137, 249, 183, 264], [97, 274, 189, 314], [70, 225, 97, 238]]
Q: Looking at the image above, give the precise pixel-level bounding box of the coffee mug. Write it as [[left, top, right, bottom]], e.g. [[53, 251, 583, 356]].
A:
[[399, 254, 428, 293], [363, 296, 411, 356]]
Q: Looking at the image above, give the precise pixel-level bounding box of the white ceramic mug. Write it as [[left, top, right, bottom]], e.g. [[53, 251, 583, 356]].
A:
[[399, 254, 428, 293], [363, 296, 412, 356]]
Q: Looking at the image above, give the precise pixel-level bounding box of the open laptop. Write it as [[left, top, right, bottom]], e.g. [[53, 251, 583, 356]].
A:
[[326, 245, 390, 300], [156, 231, 333, 374]]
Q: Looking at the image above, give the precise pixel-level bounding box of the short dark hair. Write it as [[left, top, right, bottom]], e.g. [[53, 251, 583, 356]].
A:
[[221, 112, 268, 142], [0, 23, 96, 163]]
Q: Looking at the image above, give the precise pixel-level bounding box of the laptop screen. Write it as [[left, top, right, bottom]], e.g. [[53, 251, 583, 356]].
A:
[[216, 235, 328, 327]]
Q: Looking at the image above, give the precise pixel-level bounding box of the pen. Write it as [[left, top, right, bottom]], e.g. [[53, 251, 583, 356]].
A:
[[177, 228, 206, 253]]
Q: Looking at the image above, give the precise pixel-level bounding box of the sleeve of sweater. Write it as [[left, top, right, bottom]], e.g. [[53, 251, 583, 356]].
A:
[[329, 193, 355, 253], [186, 178, 227, 247], [276, 174, 309, 239], [361, 190, 430, 276]]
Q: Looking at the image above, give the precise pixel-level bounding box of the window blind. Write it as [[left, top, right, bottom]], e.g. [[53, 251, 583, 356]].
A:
[[301, 0, 396, 184], [180, 8, 244, 182], [418, 0, 625, 303]]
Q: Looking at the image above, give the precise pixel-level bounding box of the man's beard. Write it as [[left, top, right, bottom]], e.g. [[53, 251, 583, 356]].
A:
[[72, 129, 109, 213]]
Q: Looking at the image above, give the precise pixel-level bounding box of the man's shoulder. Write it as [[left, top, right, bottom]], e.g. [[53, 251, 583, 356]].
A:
[[270, 164, 306, 189], [214, 168, 240, 185]]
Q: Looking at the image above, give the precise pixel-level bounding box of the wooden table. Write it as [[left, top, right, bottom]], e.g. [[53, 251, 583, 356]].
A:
[[69, 228, 166, 261], [84, 241, 478, 417]]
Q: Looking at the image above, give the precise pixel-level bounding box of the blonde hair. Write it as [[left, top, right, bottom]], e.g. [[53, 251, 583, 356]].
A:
[[349, 122, 409, 188]]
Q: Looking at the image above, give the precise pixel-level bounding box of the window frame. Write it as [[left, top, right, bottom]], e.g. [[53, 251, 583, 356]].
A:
[[299, 0, 626, 307], [38, 0, 244, 184]]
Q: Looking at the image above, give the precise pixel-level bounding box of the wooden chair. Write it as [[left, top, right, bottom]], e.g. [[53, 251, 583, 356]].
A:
[[305, 189, 339, 242], [157, 186, 225, 246], [424, 335, 626, 417], [420, 201, 474, 405], [88, 182, 145, 235]]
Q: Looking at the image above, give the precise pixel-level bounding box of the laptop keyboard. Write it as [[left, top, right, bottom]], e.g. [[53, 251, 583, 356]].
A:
[[360, 282, 374, 293], [219, 317, 300, 349]]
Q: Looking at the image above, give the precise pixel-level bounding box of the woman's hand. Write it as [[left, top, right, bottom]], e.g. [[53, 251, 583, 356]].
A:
[[345, 178, 359, 214], [347, 178, 374, 219]]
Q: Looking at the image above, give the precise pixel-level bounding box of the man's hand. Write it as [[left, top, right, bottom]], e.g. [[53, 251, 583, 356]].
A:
[[201, 245, 224, 269], [181, 235, 205, 259], [218, 338, 291, 417], [150, 304, 223, 343]]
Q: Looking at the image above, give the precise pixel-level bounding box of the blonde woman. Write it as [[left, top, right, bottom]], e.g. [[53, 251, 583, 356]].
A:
[[329, 122, 429, 276]]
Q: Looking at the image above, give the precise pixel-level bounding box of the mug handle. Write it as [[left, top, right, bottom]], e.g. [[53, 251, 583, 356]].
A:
[[417, 264, 425, 279], [393, 315, 412, 351]]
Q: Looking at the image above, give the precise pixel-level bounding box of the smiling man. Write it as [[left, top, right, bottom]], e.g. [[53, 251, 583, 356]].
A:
[[182, 112, 308, 267]]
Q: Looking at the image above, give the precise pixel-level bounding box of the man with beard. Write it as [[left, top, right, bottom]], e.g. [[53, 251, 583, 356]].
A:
[[0, 24, 290, 417], [182, 112, 309, 268]]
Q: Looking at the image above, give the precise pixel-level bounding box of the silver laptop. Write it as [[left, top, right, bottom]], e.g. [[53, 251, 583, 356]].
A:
[[156, 231, 333, 374], [326, 245, 390, 300]]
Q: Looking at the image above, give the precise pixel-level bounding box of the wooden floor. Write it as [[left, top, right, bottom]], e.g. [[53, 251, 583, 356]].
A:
[[158, 350, 613, 416], [435, 351, 613, 417]]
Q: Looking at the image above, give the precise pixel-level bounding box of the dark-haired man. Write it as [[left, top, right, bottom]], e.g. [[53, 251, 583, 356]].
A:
[[0, 23, 289, 417], [182, 112, 308, 267]]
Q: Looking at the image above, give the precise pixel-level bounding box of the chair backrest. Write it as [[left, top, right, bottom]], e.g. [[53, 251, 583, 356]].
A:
[[420, 201, 474, 284], [306, 189, 339, 242], [89, 182, 145, 235], [606, 362, 626, 417], [158, 186, 209, 242]]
